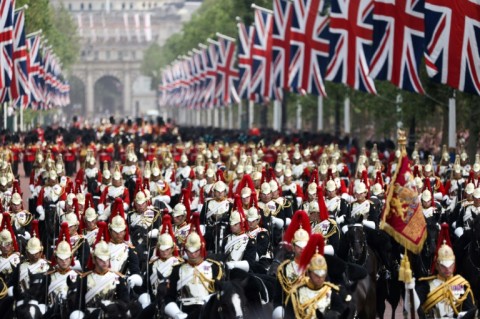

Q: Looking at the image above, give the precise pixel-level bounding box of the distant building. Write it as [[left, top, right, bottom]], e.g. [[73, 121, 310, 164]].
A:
[[52, 0, 201, 120]]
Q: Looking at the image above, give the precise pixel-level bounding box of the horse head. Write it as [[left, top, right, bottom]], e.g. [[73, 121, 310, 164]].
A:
[[347, 224, 367, 265], [213, 280, 248, 319], [268, 242, 293, 276], [66, 274, 82, 313], [25, 270, 47, 302], [423, 217, 439, 259]]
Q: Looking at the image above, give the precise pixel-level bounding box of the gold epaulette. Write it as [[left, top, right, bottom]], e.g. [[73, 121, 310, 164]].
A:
[[324, 281, 340, 291], [419, 275, 437, 282], [206, 258, 224, 280]]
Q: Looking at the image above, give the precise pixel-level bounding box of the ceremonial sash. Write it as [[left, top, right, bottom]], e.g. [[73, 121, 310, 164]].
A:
[[224, 234, 248, 258], [150, 258, 176, 283], [48, 273, 71, 296], [326, 197, 340, 212], [177, 269, 195, 291], [422, 275, 472, 314], [84, 229, 98, 242], [351, 201, 370, 217], [19, 261, 46, 282], [85, 271, 117, 304], [0, 254, 17, 273], [206, 200, 229, 219]]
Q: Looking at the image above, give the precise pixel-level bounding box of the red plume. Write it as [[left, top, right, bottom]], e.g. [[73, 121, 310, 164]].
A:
[[375, 171, 384, 188], [283, 210, 311, 243], [413, 165, 420, 178], [0, 213, 18, 252], [88, 221, 110, 270], [361, 170, 370, 192], [327, 168, 335, 182], [109, 198, 129, 241], [66, 180, 74, 194], [216, 169, 225, 182], [12, 180, 21, 196], [182, 188, 192, 223], [84, 193, 94, 211], [236, 174, 256, 197], [260, 168, 267, 184], [53, 222, 74, 266], [431, 223, 454, 273], [467, 170, 474, 184], [188, 212, 206, 258], [74, 182, 82, 194], [159, 214, 178, 256], [234, 194, 249, 232], [317, 186, 329, 221], [31, 220, 40, 239], [298, 233, 325, 272], [72, 198, 82, 233], [309, 168, 320, 184]]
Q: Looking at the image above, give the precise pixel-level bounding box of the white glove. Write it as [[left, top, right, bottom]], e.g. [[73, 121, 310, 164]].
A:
[[324, 245, 334, 256], [405, 279, 415, 290], [73, 260, 82, 271], [69, 310, 85, 319], [272, 306, 285, 319], [454, 227, 464, 238], [20, 232, 31, 241], [342, 225, 349, 234], [37, 206, 45, 221], [165, 302, 188, 319], [157, 195, 171, 204], [123, 202, 129, 212], [97, 203, 105, 214], [148, 229, 159, 238], [226, 260, 249, 272], [362, 220, 376, 230], [138, 293, 151, 309], [38, 304, 47, 315], [29, 184, 35, 193], [271, 216, 284, 229], [285, 218, 291, 227], [127, 274, 143, 288], [336, 215, 345, 224], [7, 286, 13, 297]]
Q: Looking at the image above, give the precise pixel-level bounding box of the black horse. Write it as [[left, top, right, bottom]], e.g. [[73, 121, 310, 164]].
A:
[[411, 216, 439, 278], [457, 215, 480, 306], [344, 224, 378, 319]]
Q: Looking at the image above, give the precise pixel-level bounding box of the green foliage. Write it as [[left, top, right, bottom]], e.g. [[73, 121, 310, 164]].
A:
[[17, 0, 80, 72]]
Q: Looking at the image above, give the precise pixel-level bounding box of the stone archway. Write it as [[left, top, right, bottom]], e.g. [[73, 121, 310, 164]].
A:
[[66, 75, 86, 119], [94, 75, 123, 116]]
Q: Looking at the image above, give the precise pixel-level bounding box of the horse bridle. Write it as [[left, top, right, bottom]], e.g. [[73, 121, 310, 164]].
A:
[[348, 226, 368, 266], [212, 288, 245, 319]]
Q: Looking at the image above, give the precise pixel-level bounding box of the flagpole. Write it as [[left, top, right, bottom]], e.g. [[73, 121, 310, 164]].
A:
[[344, 96, 351, 135], [317, 96, 323, 131], [14, 4, 28, 12], [448, 90, 456, 149], [250, 4, 274, 14], [26, 29, 42, 38], [215, 33, 236, 42], [3, 103, 6, 131], [20, 106, 23, 132], [248, 100, 254, 129]]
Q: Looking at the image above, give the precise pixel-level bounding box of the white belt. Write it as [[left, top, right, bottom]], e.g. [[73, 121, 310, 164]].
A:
[[180, 294, 214, 306]]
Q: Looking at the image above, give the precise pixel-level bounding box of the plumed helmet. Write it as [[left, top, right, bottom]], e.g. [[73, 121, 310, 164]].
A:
[[93, 240, 110, 261], [172, 203, 187, 217], [246, 207, 260, 222]]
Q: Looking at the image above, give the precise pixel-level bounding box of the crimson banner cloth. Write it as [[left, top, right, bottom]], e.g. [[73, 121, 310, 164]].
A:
[[381, 154, 426, 254]]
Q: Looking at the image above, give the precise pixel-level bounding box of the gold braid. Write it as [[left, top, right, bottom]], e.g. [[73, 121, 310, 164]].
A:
[[0, 278, 7, 299]]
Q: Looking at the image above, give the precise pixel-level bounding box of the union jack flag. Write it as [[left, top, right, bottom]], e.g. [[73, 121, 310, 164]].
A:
[[190, 49, 204, 109], [424, 0, 480, 95], [250, 6, 274, 100], [0, 0, 14, 89], [236, 21, 254, 100], [370, 0, 425, 94], [289, 0, 329, 97], [11, 9, 29, 102], [202, 41, 218, 108], [326, 0, 377, 94], [27, 35, 43, 107], [214, 34, 239, 107], [272, 0, 293, 99]]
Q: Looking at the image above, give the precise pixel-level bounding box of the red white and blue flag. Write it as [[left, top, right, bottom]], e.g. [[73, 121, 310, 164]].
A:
[[202, 41, 218, 108], [289, 0, 329, 97], [236, 21, 254, 100], [326, 0, 377, 94], [250, 6, 274, 101], [370, 0, 425, 94], [27, 35, 43, 107], [11, 9, 29, 102], [0, 0, 14, 90], [214, 34, 239, 106], [424, 0, 480, 95], [272, 0, 293, 99]]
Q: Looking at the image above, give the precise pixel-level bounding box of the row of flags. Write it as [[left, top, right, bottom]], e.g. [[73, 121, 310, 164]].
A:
[[159, 0, 480, 110], [76, 12, 153, 43], [0, 0, 70, 110]]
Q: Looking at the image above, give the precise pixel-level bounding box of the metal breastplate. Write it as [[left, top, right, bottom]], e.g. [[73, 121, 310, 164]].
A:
[[326, 197, 341, 213], [0, 253, 20, 276], [224, 234, 249, 261], [49, 270, 78, 302], [108, 186, 125, 200], [86, 272, 118, 306], [351, 201, 370, 219], [130, 210, 155, 229], [428, 279, 465, 318], [109, 243, 129, 273], [175, 224, 190, 245], [19, 260, 49, 291], [284, 261, 301, 285], [178, 261, 213, 299], [297, 285, 332, 316]]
